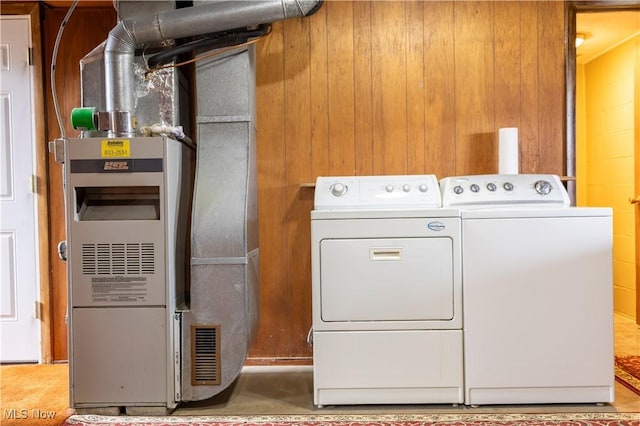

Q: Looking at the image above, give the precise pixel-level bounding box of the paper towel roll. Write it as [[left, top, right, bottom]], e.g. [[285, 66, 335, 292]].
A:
[[498, 127, 519, 174]]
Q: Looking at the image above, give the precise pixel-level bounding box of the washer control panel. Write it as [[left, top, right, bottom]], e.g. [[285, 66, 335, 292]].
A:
[[315, 175, 441, 209], [440, 174, 570, 207]]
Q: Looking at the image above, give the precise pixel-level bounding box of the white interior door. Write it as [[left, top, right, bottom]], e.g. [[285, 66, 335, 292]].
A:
[[0, 15, 40, 362]]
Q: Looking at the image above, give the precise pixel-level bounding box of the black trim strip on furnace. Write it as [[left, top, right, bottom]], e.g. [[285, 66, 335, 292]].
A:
[[70, 159, 163, 173]]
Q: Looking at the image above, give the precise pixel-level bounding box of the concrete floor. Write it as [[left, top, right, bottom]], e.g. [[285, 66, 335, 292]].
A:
[[172, 314, 640, 416], [171, 365, 639, 416]]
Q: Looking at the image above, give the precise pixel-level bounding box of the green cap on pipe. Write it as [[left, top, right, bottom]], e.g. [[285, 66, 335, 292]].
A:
[[71, 107, 97, 131]]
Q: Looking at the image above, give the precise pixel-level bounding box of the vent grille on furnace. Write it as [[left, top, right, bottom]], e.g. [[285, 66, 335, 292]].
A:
[[82, 243, 155, 275]]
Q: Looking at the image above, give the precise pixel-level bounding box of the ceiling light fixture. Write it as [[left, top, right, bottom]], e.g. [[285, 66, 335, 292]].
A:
[[576, 32, 586, 48]]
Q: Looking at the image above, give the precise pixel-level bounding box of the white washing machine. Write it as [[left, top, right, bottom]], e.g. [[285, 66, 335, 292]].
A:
[[440, 174, 614, 406], [311, 175, 463, 407]]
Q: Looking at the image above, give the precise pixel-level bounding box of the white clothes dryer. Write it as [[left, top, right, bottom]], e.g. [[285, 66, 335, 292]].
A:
[[440, 174, 614, 406], [311, 175, 463, 406]]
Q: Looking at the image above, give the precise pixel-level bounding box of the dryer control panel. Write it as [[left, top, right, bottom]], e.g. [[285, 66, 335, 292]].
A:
[[440, 174, 570, 207], [315, 175, 441, 209]]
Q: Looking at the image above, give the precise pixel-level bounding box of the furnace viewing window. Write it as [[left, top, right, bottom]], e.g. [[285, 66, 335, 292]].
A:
[[75, 186, 160, 221]]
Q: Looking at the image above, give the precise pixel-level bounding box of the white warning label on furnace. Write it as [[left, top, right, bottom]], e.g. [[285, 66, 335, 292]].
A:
[[91, 276, 148, 303]]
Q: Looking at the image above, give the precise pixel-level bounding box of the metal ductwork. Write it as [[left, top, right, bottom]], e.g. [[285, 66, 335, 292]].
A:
[[105, 0, 321, 136], [61, 0, 322, 414]]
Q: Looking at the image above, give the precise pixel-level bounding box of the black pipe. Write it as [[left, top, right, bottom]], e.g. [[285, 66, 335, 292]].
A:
[[147, 25, 270, 69]]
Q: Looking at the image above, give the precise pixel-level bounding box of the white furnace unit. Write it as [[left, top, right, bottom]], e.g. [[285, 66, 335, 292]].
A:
[[440, 174, 614, 406], [311, 175, 463, 406]]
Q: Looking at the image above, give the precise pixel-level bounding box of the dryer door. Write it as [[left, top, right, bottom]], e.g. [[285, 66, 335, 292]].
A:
[[320, 237, 454, 322]]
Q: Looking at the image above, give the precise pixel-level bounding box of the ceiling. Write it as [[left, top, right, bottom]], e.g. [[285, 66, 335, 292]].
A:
[[576, 10, 640, 64]]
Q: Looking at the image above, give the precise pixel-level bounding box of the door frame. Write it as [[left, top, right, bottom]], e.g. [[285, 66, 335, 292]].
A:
[[566, 0, 640, 325], [1, 2, 52, 363], [565, 1, 640, 203], [636, 30, 640, 325]]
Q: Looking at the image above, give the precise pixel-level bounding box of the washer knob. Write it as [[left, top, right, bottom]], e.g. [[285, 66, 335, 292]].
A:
[[470, 184, 480, 193], [487, 183, 497, 192], [419, 184, 429, 193], [534, 180, 553, 195], [331, 183, 348, 197], [453, 185, 464, 195], [385, 184, 394, 193], [402, 184, 411, 192], [503, 182, 514, 191]]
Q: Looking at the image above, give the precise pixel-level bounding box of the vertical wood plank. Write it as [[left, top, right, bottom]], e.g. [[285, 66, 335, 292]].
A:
[[406, 0, 426, 174], [454, 1, 495, 176], [309, 5, 329, 180], [353, 1, 374, 176], [283, 17, 313, 358], [327, 1, 356, 176], [519, 1, 541, 174], [424, 1, 456, 179], [493, 1, 522, 174], [371, 1, 408, 175], [252, 20, 289, 360], [537, 0, 566, 175]]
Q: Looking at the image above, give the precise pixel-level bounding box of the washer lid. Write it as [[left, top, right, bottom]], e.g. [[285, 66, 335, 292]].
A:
[[460, 206, 612, 219]]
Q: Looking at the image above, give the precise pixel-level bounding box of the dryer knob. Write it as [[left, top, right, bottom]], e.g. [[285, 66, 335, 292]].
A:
[[487, 183, 497, 192], [470, 184, 480, 193], [331, 183, 348, 197], [453, 185, 464, 195], [385, 184, 394, 193], [402, 184, 411, 192], [419, 184, 429, 193], [534, 180, 553, 195], [503, 182, 514, 191]]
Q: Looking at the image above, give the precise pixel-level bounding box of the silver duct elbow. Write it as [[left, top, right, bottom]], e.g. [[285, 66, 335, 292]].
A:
[[103, 0, 322, 136], [104, 23, 136, 136]]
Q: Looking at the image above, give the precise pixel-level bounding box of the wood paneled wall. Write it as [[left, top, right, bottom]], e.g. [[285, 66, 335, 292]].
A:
[[249, 0, 565, 364], [43, 7, 117, 361], [36, 1, 566, 363]]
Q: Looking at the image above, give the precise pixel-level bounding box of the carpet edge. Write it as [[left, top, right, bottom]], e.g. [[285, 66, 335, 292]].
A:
[[63, 412, 640, 425], [615, 356, 640, 396]]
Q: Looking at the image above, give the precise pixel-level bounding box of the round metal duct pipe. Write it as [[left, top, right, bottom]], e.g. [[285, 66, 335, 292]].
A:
[[104, 0, 322, 136]]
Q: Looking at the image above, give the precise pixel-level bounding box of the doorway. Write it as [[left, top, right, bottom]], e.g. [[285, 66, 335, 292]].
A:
[[0, 14, 41, 362], [570, 3, 640, 326], [1, 2, 51, 363]]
